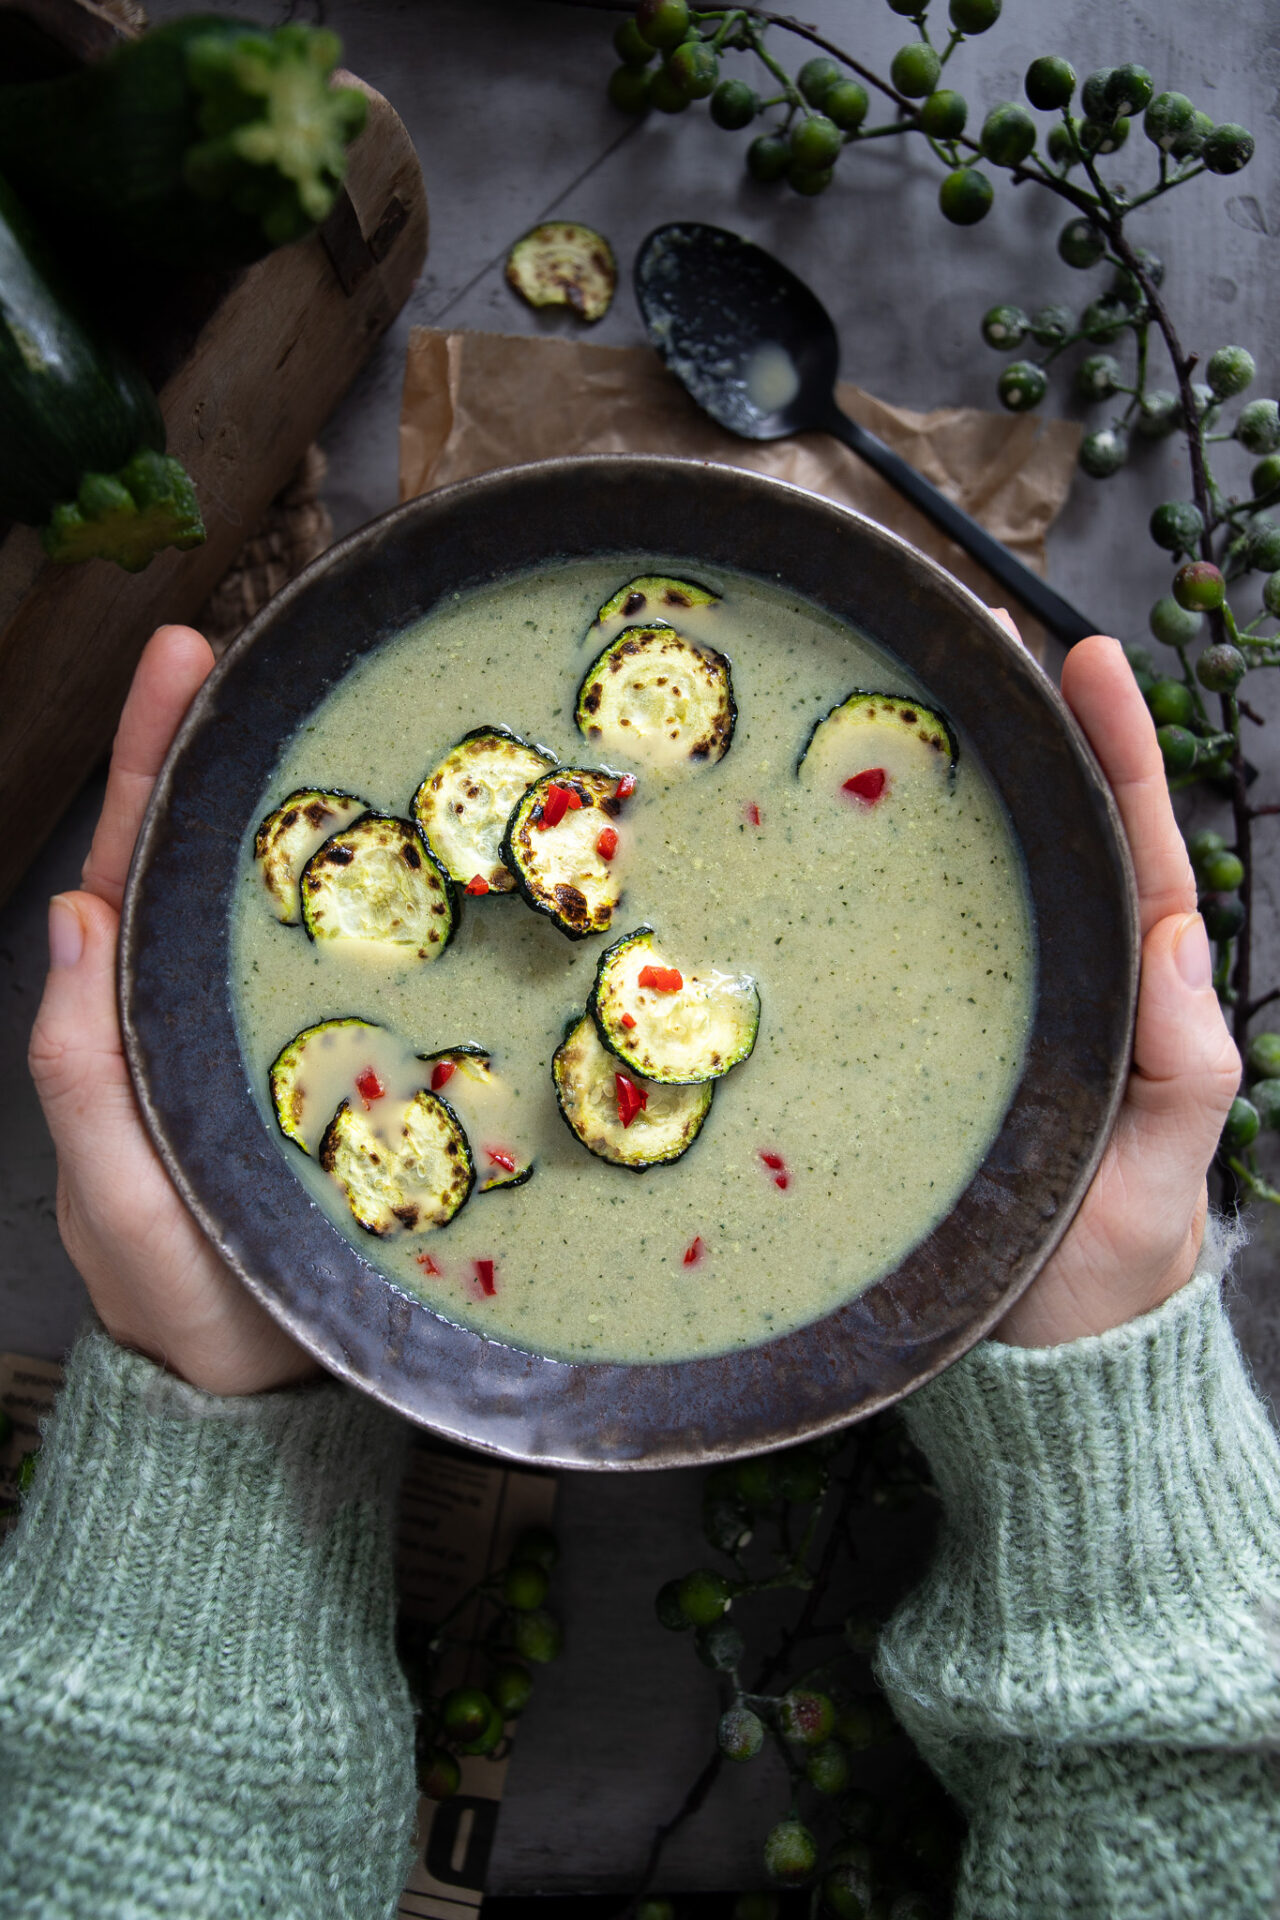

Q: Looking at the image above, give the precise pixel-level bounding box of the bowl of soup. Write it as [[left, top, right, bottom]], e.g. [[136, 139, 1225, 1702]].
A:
[[120, 456, 1137, 1468]]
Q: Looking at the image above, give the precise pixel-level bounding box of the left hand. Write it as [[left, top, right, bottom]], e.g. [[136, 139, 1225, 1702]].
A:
[[994, 631, 1242, 1348]]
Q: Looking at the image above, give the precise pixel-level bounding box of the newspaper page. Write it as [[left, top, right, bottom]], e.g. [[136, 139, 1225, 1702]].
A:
[[0, 1353, 556, 1917]]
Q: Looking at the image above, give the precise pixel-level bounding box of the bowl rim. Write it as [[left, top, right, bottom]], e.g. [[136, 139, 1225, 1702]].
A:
[[120, 452, 1139, 1469]]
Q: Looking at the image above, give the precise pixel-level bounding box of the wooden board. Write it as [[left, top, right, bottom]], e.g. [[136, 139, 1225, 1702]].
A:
[[0, 30, 427, 908]]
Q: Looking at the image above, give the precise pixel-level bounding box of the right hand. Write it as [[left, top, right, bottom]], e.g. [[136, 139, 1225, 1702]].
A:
[[994, 633, 1241, 1348], [28, 625, 319, 1395]]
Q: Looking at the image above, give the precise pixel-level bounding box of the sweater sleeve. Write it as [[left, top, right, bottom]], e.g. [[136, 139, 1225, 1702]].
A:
[[877, 1262, 1280, 1920], [0, 1328, 418, 1920]]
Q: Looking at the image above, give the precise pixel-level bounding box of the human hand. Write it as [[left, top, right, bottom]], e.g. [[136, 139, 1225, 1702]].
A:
[[993, 630, 1241, 1348], [28, 625, 319, 1394]]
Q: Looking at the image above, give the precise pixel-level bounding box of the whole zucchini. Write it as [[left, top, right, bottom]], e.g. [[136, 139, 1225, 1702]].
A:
[[0, 175, 204, 571], [0, 17, 367, 270]]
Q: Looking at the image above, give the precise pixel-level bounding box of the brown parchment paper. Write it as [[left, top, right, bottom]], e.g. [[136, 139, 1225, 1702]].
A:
[[399, 328, 1082, 660]]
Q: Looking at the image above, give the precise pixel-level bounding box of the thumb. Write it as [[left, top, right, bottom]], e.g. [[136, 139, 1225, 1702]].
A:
[[1120, 910, 1241, 1194], [29, 893, 136, 1148]]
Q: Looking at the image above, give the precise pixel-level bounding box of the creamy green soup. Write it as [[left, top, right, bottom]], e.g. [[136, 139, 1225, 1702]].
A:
[[231, 559, 1035, 1363]]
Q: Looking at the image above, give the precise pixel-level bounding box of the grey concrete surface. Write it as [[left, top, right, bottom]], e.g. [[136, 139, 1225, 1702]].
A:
[[5, 0, 1280, 1894]]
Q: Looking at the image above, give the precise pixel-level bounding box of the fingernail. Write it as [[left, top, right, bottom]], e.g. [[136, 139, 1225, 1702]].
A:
[[1175, 913, 1212, 990], [48, 896, 83, 971]]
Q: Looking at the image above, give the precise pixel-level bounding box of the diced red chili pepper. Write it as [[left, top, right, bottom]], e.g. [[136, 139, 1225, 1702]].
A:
[[744, 802, 762, 827], [355, 1067, 385, 1107], [615, 1072, 647, 1129], [538, 783, 572, 828], [774, 1174, 790, 1191], [615, 773, 637, 800], [431, 1061, 456, 1092], [486, 1148, 518, 1173], [464, 873, 490, 896], [620, 1012, 637, 1030], [564, 786, 583, 809], [416, 1253, 442, 1277], [842, 768, 888, 804], [474, 1259, 496, 1296], [595, 826, 619, 861], [638, 964, 683, 992], [759, 1150, 785, 1171], [682, 1236, 704, 1266]]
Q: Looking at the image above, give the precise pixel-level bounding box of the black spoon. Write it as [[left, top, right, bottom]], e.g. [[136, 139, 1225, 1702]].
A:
[[634, 222, 1099, 647]]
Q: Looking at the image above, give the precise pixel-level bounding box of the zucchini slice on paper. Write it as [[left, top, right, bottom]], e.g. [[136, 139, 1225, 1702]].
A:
[[503, 769, 627, 940], [591, 576, 719, 637], [301, 816, 456, 958], [254, 788, 368, 924], [576, 625, 735, 769], [420, 1047, 534, 1192], [798, 692, 957, 805], [553, 1015, 712, 1170], [505, 221, 616, 323], [269, 1015, 382, 1154], [591, 928, 760, 1085], [413, 727, 556, 893], [319, 1089, 474, 1236]]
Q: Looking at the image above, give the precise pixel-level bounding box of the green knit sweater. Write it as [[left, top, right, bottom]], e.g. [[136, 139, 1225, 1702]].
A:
[[2, 1266, 1278, 1918]]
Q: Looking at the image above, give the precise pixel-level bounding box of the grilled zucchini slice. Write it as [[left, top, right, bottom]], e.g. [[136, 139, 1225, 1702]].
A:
[[420, 1047, 534, 1192], [591, 928, 760, 1085], [553, 1015, 713, 1170], [270, 1016, 381, 1154], [590, 576, 719, 638], [254, 788, 367, 924], [505, 221, 616, 322], [319, 1088, 474, 1236], [412, 727, 556, 893], [798, 692, 957, 804], [301, 816, 456, 958], [576, 625, 735, 770], [503, 769, 628, 940]]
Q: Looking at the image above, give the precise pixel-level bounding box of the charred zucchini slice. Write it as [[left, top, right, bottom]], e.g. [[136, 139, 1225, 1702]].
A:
[[503, 769, 628, 940], [553, 1015, 712, 1170], [798, 692, 957, 804], [255, 788, 367, 924], [270, 1015, 381, 1154], [505, 221, 616, 323], [591, 928, 760, 1085], [412, 727, 556, 893], [420, 1047, 534, 1192], [319, 1088, 474, 1236], [300, 816, 456, 958], [590, 576, 719, 638], [576, 625, 735, 769]]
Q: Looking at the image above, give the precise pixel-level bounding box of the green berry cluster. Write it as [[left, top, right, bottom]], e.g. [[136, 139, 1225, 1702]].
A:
[[605, 0, 1019, 205], [644, 1419, 960, 1915], [401, 1524, 562, 1803]]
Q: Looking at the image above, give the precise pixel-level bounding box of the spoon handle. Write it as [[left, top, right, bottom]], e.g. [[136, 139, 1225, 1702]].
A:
[[823, 405, 1100, 648]]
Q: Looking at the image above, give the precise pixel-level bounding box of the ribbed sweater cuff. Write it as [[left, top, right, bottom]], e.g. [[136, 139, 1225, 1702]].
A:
[[2, 1327, 408, 1705], [881, 1266, 1280, 1745], [0, 1329, 417, 1918]]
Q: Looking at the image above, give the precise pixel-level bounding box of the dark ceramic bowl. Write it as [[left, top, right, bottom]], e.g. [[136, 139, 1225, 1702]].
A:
[[120, 456, 1138, 1469]]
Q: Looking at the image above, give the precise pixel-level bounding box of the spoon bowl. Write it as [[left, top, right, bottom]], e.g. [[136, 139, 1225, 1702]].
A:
[[635, 222, 1098, 647]]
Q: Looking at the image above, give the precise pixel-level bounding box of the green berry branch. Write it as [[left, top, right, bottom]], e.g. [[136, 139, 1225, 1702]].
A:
[[632, 1420, 960, 1918], [396, 1523, 564, 1804], [592, 0, 1279, 1203]]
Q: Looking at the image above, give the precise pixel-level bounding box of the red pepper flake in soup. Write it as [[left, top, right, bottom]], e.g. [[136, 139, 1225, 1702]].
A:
[[486, 1148, 518, 1173], [638, 965, 683, 992], [416, 1253, 442, 1277], [595, 826, 619, 861], [842, 768, 888, 805], [355, 1068, 385, 1107], [464, 874, 490, 895], [615, 773, 636, 801], [682, 1236, 705, 1266], [744, 802, 762, 827], [474, 1259, 497, 1296], [759, 1149, 791, 1191], [431, 1061, 456, 1092], [615, 1072, 647, 1129]]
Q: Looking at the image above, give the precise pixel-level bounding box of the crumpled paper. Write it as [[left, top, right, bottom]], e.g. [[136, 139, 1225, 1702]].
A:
[[399, 328, 1082, 660]]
